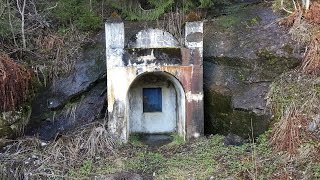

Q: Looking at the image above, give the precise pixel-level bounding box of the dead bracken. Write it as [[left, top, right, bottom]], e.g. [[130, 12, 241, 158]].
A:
[[300, 33, 320, 75], [0, 52, 33, 112]]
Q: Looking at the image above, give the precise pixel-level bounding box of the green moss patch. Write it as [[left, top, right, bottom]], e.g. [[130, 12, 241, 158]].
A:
[[0, 106, 32, 139], [204, 89, 270, 138]]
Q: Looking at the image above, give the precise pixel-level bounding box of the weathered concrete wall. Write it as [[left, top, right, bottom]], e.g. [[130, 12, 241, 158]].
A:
[[107, 66, 189, 141], [105, 19, 125, 68], [129, 77, 177, 133], [125, 48, 182, 66], [127, 29, 179, 48], [106, 20, 204, 142]]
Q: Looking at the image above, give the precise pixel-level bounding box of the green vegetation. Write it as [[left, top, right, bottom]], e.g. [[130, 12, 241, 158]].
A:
[[167, 133, 185, 146], [53, 0, 102, 31], [67, 134, 294, 179], [314, 164, 320, 178], [69, 160, 94, 178], [128, 133, 145, 146], [218, 16, 239, 29], [110, 0, 174, 21], [246, 16, 262, 26], [109, 0, 231, 21]]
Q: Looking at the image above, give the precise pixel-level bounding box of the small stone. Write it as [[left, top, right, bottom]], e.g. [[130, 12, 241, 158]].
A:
[[308, 115, 320, 132], [223, 133, 246, 146]]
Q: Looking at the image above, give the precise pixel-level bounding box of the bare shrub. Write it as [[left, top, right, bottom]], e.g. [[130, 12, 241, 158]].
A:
[[157, 9, 185, 45], [32, 27, 87, 85], [0, 122, 116, 179]]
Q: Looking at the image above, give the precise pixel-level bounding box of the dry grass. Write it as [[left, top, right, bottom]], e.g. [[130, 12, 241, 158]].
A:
[[267, 71, 320, 158], [279, 10, 302, 27], [32, 27, 88, 86], [300, 33, 320, 75], [288, 20, 313, 45], [269, 106, 307, 154], [0, 122, 116, 179], [305, 2, 320, 24]]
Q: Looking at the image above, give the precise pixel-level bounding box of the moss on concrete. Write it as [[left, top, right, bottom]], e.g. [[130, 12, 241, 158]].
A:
[[204, 57, 251, 68], [282, 44, 294, 55]]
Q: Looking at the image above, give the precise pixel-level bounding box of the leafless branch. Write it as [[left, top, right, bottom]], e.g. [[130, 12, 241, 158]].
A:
[[16, 0, 27, 50], [7, 0, 18, 49]]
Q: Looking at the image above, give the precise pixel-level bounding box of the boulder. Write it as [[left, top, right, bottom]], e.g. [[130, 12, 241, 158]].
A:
[[203, 3, 302, 138], [223, 133, 246, 146]]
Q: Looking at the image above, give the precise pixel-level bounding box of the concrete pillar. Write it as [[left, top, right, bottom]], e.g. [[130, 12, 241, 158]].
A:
[[105, 18, 127, 141], [184, 21, 204, 139], [105, 19, 125, 68], [185, 21, 204, 58]]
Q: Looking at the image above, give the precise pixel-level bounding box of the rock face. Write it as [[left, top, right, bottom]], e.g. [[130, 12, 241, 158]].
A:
[[203, 3, 302, 138], [28, 32, 107, 140]]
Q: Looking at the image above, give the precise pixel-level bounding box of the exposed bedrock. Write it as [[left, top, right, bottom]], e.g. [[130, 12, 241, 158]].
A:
[[27, 32, 107, 140], [203, 3, 302, 138]]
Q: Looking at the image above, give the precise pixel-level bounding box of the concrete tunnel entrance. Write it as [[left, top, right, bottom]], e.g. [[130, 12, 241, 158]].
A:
[[127, 71, 186, 139], [106, 19, 204, 141]]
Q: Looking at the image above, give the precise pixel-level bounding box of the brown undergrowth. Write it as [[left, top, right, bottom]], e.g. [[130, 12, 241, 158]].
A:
[[0, 122, 116, 179], [279, 2, 320, 75], [300, 32, 320, 75], [270, 2, 320, 158], [267, 71, 320, 159], [305, 2, 320, 24], [269, 107, 307, 154], [0, 52, 33, 112], [33, 28, 87, 85]]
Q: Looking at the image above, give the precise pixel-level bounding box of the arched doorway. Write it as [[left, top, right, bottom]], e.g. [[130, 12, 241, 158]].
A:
[[127, 71, 186, 139]]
